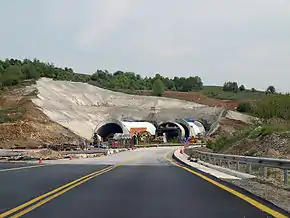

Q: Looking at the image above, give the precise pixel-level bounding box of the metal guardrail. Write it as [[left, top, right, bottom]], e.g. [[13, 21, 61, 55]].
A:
[[189, 150, 290, 186]]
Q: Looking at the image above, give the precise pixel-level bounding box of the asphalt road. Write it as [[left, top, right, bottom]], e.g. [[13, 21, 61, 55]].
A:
[[0, 147, 287, 218]]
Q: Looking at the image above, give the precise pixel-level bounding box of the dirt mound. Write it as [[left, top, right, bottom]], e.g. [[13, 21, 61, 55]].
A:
[[212, 118, 248, 137], [26, 149, 64, 160], [0, 82, 82, 149]]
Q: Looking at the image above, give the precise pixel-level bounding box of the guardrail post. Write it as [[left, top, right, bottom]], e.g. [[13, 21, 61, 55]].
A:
[[247, 164, 252, 174], [219, 159, 222, 166], [284, 169, 288, 186], [236, 162, 240, 171], [263, 167, 267, 178], [227, 160, 230, 168]]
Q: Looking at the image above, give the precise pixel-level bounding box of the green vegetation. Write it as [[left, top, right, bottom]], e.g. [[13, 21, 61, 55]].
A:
[[266, 85, 276, 94], [251, 94, 290, 120], [207, 119, 290, 152], [200, 82, 277, 101], [223, 81, 239, 93], [0, 59, 91, 90], [200, 86, 265, 100], [0, 107, 23, 124], [0, 58, 277, 104], [152, 79, 165, 96], [208, 93, 290, 153], [0, 58, 203, 92], [237, 102, 252, 113]]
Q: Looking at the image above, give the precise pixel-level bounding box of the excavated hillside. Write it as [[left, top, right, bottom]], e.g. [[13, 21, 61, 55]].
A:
[[1, 78, 252, 148], [223, 133, 290, 159], [0, 82, 82, 149], [32, 78, 225, 139]]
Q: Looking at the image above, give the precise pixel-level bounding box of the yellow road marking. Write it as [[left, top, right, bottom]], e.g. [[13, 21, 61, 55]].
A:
[[164, 151, 287, 218], [0, 154, 143, 218], [0, 164, 47, 172], [0, 165, 114, 218], [10, 167, 115, 218]]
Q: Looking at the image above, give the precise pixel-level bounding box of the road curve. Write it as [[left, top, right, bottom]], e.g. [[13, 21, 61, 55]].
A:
[[0, 147, 288, 218]]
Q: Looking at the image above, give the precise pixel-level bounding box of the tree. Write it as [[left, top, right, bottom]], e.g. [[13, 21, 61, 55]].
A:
[[91, 73, 99, 81], [223, 81, 239, 92], [239, 85, 245, 92], [266, 85, 276, 94], [1, 66, 23, 86], [22, 64, 40, 79], [152, 79, 165, 96], [232, 82, 238, 93], [0, 58, 206, 93]]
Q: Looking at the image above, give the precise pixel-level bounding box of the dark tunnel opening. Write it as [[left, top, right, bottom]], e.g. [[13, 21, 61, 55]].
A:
[[156, 122, 181, 142], [97, 123, 123, 141], [178, 123, 189, 138]]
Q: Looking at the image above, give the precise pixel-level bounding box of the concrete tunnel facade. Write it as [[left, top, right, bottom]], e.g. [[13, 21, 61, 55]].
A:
[[157, 121, 186, 138], [95, 119, 156, 141], [95, 118, 206, 141], [157, 119, 206, 139]]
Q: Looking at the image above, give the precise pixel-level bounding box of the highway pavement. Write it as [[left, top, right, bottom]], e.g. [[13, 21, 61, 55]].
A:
[[0, 147, 288, 218]]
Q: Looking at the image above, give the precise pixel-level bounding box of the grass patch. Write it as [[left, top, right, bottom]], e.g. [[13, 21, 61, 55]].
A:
[[199, 86, 265, 100], [0, 107, 23, 124]]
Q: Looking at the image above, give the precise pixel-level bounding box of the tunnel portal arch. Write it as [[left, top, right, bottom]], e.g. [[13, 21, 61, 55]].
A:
[[175, 119, 206, 137], [94, 119, 130, 141], [175, 119, 191, 138], [157, 121, 185, 141]]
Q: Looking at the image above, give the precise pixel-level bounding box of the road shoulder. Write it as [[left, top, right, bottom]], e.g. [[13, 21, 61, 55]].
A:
[[170, 149, 290, 217]]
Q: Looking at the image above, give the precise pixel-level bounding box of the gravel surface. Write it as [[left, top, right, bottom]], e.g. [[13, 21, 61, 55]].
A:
[[229, 179, 290, 213]]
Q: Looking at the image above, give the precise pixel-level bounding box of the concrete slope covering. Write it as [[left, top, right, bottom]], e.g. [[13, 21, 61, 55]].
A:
[[32, 78, 224, 139]]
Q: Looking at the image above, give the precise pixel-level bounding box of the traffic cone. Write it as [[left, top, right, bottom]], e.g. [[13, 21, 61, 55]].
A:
[[69, 156, 72, 160], [39, 158, 43, 164]]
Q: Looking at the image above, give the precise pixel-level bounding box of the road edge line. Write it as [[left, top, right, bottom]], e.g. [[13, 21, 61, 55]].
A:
[[0, 164, 47, 172], [164, 150, 289, 218]]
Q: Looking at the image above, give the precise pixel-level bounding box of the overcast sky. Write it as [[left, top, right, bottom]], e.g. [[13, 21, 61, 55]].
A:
[[0, 0, 289, 92]]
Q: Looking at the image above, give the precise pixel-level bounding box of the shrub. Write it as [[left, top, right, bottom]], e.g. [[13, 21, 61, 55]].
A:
[[152, 79, 165, 96], [237, 102, 252, 113]]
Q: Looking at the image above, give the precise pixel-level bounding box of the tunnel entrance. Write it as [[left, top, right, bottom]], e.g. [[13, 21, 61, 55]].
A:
[[156, 122, 183, 142], [178, 123, 190, 138], [97, 123, 123, 141]]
